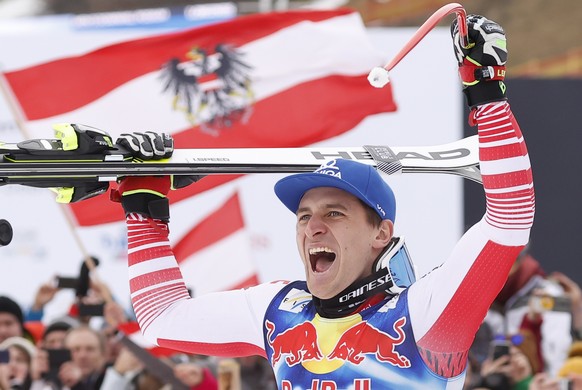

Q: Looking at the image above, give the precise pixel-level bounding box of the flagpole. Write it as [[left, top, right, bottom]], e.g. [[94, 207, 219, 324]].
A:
[[0, 70, 113, 303]]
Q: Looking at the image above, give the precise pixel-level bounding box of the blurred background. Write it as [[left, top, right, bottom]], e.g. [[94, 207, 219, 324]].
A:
[[2, 0, 581, 76]]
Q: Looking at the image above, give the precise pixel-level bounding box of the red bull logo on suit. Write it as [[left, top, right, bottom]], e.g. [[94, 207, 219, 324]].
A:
[[265, 315, 410, 371]]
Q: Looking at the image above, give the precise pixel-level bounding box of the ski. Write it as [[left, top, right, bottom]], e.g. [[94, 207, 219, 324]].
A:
[[0, 135, 481, 185]]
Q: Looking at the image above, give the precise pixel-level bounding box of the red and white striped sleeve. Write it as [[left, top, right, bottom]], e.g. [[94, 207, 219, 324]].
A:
[[407, 101, 535, 376], [126, 212, 285, 358]]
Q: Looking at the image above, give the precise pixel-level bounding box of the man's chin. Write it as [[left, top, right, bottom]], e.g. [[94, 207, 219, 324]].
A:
[[307, 280, 339, 300]]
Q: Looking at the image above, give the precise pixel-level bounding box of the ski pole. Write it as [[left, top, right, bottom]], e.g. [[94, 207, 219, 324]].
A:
[[368, 2, 469, 88]]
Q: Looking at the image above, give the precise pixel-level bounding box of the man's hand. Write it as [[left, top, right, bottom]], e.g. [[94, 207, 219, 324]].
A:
[[452, 14, 507, 70], [116, 132, 173, 161], [111, 132, 203, 221], [451, 15, 508, 108], [58, 361, 83, 388], [32, 281, 59, 311], [112, 348, 143, 375]]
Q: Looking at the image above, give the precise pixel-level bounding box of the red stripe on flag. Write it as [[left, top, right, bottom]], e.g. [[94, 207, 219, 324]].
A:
[[173, 192, 243, 262], [4, 9, 353, 120]]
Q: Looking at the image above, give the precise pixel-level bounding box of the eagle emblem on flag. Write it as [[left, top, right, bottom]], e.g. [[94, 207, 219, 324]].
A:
[[160, 44, 254, 135]]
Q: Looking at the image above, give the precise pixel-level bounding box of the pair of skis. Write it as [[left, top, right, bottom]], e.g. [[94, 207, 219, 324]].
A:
[[0, 134, 481, 186]]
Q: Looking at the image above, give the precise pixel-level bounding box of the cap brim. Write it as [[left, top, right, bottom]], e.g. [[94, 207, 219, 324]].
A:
[[274, 172, 374, 215]]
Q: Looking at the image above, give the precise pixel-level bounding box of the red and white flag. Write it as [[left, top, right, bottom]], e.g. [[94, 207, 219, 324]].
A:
[[3, 9, 396, 226], [173, 191, 258, 295]]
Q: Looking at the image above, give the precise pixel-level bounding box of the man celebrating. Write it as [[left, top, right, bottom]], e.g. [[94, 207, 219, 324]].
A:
[[111, 14, 534, 389]]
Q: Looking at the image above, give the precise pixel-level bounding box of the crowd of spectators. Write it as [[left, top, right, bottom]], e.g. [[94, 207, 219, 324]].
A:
[[0, 257, 276, 390], [1, 248, 581, 390], [465, 247, 582, 390]]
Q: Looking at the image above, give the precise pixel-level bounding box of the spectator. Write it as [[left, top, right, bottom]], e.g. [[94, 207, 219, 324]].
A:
[[99, 347, 143, 389], [484, 248, 573, 376], [0, 297, 30, 345], [101, 348, 219, 389], [41, 320, 76, 350], [0, 336, 36, 390], [25, 257, 107, 328], [472, 333, 537, 390], [100, 298, 217, 389], [237, 356, 276, 390], [550, 272, 582, 341], [60, 325, 107, 389], [173, 360, 218, 389]]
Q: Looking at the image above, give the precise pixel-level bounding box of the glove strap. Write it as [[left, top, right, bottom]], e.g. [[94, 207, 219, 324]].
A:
[[463, 80, 507, 109], [110, 176, 171, 221], [117, 193, 170, 222], [459, 64, 506, 86]]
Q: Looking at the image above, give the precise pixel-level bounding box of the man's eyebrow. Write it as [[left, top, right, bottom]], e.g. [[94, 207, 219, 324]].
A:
[[296, 203, 349, 215]]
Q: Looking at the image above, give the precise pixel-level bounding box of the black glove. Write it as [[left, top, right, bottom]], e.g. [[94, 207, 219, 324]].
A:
[[49, 182, 109, 203], [116, 132, 173, 161], [111, 132, 204, 221], [27, 123, 115, 203], [451, 14, 507, 108]]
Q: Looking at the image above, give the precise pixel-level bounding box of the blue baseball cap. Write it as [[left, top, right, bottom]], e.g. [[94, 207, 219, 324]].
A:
[[274, 159, 396, 222]]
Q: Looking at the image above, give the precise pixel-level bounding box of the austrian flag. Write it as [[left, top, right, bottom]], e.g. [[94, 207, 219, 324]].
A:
[[173, 192, 258, 295], [3, 9, 396, 226]]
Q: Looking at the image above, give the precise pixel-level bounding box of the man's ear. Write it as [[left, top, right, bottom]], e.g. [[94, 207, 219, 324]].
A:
[[373, 219, 393, 249]]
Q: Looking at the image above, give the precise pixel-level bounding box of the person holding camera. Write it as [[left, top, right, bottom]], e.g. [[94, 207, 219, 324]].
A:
[[471, 333, 537, 390], [0, 337, 36, 390]]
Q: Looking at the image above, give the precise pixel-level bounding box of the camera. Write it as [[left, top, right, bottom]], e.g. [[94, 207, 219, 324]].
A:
[[0, 219, 13, 247], [78, 302, 105, 317], [0, 349, 9, 364], [42, 348, 72, 386], [489, 339, 511, 361], [47, 348, 72, 371], [54, 276, 79, 289]]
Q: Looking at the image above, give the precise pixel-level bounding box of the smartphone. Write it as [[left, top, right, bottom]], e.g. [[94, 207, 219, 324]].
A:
[[78, 302, 105, 317], [0, 349, 9, 364], [559, 378, 573, 390], [55, 276, 78, 289], [490, 340, 511, 360], [47, 348, 71, 371]]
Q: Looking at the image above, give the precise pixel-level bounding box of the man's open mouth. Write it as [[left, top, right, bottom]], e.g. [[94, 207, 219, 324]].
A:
[[308, 247, 336, 273]]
